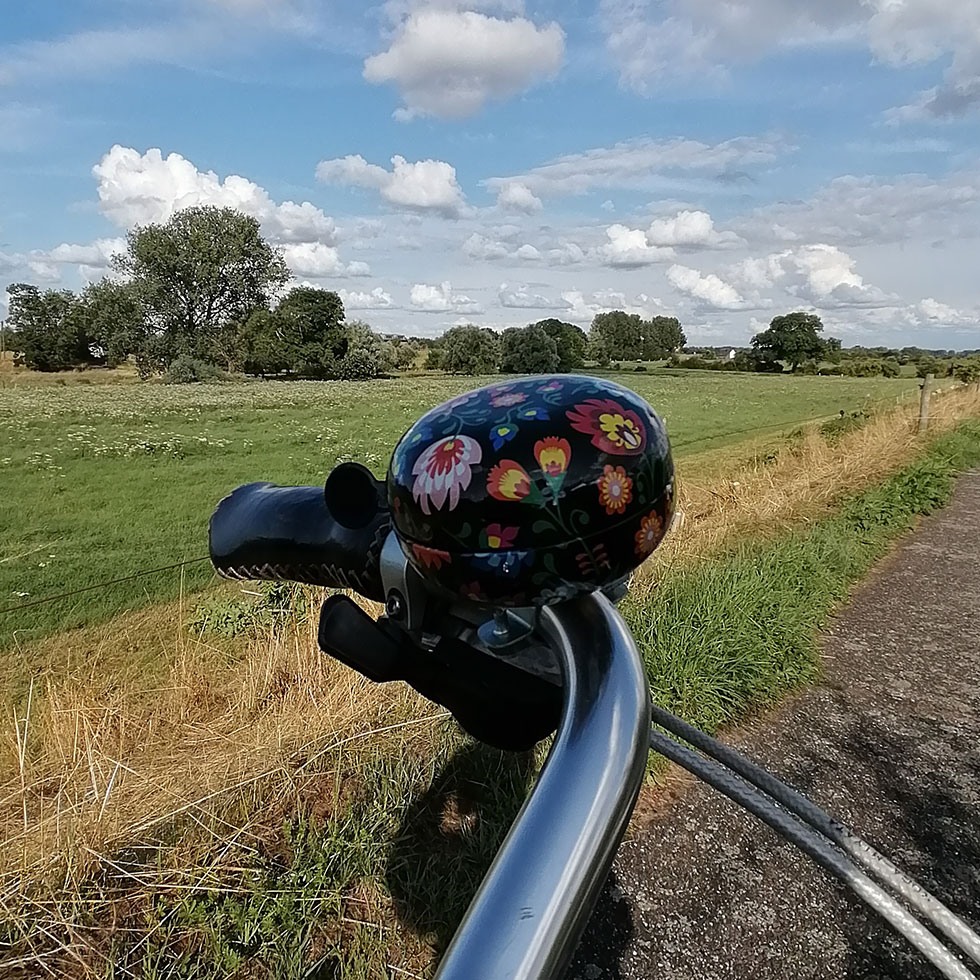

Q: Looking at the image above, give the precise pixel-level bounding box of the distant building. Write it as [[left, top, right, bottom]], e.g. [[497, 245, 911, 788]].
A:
[[728, 349, 736, 360]]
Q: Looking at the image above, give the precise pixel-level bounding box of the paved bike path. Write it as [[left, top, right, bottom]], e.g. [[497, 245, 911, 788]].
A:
[[571, 469, 980, 980]]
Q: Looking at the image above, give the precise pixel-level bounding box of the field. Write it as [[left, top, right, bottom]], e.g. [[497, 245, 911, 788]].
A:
[[0, 370, 920, 648]]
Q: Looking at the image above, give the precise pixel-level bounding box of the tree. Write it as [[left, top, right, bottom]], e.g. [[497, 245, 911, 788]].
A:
[[439, 325, 500, 375], [531, 319, 587, 372], [116, 205, 289, 367], [5, 283, 95, 371], [586, 332, 611, 368], [952, 359, 980, 387], [273, 286, 348, 377], [751, 312, 832, 371], [590, 311, 644, 361], [643, 316, 686, 359], [76, 279, 148, 370], [499, 324, 560, 374], [336, 320, 392, 380]]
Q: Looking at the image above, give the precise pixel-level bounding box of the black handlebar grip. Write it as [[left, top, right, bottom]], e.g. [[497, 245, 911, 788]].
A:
[[208, 462, 391, 601]]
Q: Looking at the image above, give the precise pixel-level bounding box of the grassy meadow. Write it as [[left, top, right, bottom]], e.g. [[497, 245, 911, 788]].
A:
[[0, 370, 919, 647]]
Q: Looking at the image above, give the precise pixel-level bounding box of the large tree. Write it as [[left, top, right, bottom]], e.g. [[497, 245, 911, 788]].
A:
[[499, 324, 560, 374], [590, 311, 644, 361], [643, 316, 686, 359], [273, 286, 348, 377], [5, 283, 95, 371], [116, 205, 289, 366], [76, 279, 149, 371], [751, 311, 834, 371], [438, 325, 500, 375], [531, 319, 587, 372]]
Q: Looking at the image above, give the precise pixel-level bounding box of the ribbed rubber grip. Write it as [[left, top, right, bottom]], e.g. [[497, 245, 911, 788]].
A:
[[208, 468, 390, 601]]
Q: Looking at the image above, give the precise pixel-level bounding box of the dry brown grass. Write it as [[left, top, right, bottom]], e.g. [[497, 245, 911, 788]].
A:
[[0, 589, 439, 906], [1, 382, 979, 975], [634, 381, 980, 591]]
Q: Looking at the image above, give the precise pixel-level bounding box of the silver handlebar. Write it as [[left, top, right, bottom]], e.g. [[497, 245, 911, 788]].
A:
[[434, 592, 651, 980]]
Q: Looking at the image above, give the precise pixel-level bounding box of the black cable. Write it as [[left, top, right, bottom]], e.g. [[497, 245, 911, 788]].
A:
[[0, 557, 212, 615]]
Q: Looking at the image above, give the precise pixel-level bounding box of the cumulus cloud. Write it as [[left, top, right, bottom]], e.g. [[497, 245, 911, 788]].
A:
[[93, 145, 339, 244], [497, 282, 570, 309], [463, 232, 542, 262], [560, 289, 662, 323], [728, 244, 894, 310], [645, 209, 740, 247], [666, 264, 747, 309], [363, 8, 564, 119], [316, 153, 466, 218], [599, 224, 674, 268], [339, 287, 395, 310], [410, 281, 482, 313], [495, 180, 543, 214], [280, 242, 369, 279], [485, 134, 790, 199], [44, 237, 128, 269]]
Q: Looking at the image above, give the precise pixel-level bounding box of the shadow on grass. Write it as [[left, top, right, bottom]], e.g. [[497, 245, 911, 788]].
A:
[[385, 740, 636, 978]]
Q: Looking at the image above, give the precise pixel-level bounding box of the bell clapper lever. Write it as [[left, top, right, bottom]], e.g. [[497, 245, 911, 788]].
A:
[[209, 373, 980, 980]]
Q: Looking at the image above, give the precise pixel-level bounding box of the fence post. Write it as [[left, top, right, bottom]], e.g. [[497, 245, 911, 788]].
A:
[[918, 373, 934, 433]]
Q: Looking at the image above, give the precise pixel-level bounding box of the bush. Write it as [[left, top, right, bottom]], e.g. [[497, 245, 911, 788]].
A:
[[163, 356, 222, 384]]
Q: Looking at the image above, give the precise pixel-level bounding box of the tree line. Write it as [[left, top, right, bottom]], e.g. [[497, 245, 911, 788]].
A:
[[4, 202, 976, 385]]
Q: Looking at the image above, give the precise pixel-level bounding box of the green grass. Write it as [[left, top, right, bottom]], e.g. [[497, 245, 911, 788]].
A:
[[0, 371, 916, 646], [12, 418, 978, 980]]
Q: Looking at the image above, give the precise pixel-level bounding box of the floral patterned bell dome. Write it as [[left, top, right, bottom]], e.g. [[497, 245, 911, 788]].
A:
[[387, 375, 675, 607]]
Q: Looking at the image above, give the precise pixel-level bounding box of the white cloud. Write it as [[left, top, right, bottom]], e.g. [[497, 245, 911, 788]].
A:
[[495, 180, 543, 214], [868, 0, 980, 120], [92, 145, 338, 245], [497, 282, 570, 309], [281, 242, 369, 279], [599, 0, 980, 120], [485, 134, 790, 199], [599, 224, 674, 268], [728, 244, 894, 309], [560, 288, 661, 323], [410, 281, 482, 313], [316, 153, 466, 218], [646, 209, 740, 247], [363, 8, 564, 119], [666, 264, 746, 309], [739, 170, 980, 247], [44, 237, 128, 269], [780, 244, 892, 308], [462, 232, 543, 262], [340, 287, 395, 310]]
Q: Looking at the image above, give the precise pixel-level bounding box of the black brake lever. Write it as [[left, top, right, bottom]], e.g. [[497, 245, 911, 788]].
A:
[[317, 595, 561, 752]]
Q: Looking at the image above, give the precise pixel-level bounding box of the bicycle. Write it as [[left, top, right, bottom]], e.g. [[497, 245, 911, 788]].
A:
[[209, 373, 980, 980]]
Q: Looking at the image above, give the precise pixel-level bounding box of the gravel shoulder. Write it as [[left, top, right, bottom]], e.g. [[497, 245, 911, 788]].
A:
[[571, 470, 980, 980]]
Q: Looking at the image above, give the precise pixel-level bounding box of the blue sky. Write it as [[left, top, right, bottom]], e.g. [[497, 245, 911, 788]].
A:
[[1, 0, 979, 347]]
